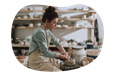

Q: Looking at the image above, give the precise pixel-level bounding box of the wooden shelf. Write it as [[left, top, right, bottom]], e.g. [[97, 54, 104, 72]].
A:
[[12, 44, 86, 48], [12, 26, 95, 29], [14, 18, 95, 21], [19, 10, 96, 13]]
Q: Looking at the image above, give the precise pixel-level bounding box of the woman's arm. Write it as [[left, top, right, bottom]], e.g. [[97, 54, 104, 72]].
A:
[[49, 31, 70, 59], [58, 46, 66, 54], [34, 31, 56, 58], [49, 31, 67, 54]]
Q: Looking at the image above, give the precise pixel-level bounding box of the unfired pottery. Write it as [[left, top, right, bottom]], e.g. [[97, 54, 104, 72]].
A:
[[72, 46, 86, 64], [64, 58, 76, 66]]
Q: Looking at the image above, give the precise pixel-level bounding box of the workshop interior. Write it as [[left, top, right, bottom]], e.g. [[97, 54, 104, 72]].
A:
[[0, 4, 115, 70]]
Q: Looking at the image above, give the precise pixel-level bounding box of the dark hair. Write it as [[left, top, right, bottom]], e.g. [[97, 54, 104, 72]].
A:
[[42, 6, 58, 23]]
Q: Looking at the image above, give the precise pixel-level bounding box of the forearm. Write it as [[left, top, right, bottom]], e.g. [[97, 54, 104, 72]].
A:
[[59, 46, 66, 53], [56, 46, 71, 59]]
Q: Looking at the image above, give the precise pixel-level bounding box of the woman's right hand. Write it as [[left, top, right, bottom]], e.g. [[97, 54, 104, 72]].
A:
[[60, 54, 68, 59], [56, 53, 68, 59]]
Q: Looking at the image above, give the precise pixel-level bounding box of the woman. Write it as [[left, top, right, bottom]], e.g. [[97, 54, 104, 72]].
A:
[[28, 6, 70, 72]]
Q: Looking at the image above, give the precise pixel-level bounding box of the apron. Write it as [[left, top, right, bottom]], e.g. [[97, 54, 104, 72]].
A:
[[28, 26, 62, 72]]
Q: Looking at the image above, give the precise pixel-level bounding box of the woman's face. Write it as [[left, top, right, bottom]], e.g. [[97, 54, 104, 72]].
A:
[[47, 18, 58, 30]]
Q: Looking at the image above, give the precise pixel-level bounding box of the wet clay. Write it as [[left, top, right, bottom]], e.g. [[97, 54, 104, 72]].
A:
[[64, 58, 76, 66]]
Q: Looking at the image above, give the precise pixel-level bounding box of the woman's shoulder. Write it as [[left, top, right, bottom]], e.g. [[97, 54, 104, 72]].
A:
[[34, 27, 45, 34]]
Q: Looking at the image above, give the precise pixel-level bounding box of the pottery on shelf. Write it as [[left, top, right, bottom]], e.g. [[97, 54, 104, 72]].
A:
[[56, 25, 61, 27], [89, 16, 93, 19], [62, 25, 68, 27], [19, 40, 24, 45], [23, 16, 28, 19], [28, 7, 33, 10], [29, 15, 34, 18], [29, 23, 33, 27], [36, 23, 41, 27], [17, 17, 21, 19]]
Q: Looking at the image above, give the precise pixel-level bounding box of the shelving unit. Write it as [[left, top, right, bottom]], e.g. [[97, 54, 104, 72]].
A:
[[12, 6, 96, 49], [12, 26, 95, 29]]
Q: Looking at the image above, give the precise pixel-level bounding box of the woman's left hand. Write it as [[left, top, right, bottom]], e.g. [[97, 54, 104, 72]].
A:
[[63, 52, 70, 60]]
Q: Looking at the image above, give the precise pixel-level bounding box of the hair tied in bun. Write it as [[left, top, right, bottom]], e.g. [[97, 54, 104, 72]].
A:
[[45, 6, 56, 13]]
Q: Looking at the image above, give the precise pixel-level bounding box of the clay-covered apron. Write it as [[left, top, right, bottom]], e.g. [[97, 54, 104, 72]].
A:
[[28, 26, 62, 72]]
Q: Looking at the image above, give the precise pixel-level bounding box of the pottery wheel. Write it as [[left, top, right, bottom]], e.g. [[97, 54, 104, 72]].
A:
[[60, 62, 80, 71]]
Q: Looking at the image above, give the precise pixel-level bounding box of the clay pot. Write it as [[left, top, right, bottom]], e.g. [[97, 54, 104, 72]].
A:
[[64, 58, 76, 66], [71, 46, 86, 64]]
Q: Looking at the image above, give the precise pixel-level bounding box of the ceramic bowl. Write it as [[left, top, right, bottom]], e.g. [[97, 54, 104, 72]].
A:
[[17, 17, 21, 19], [28, 7, 33, 10], [62, 25, 68, 27], [36, 23, 41, 26], [19, 41, 24, 45], [56, 25, 61, 27], [89, 16, 93, 19], [29, 23, 33, 27], [23, 16, 28, 19], [82, 7, 89, 10], [73, 24, 79, 27], [21, 49, 26, 55], [82, 15, 87, 19], [29, 15, 34, 18]]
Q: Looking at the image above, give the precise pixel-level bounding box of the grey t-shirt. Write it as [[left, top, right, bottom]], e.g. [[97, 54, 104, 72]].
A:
[[29, 27, 61, 58]]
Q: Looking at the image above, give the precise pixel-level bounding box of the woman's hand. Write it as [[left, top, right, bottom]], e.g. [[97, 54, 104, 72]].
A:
[[59, 54, 68, 59], [56, 53, 68, 59], [63, 52, 71, 60], [58, 46, 71, 60]]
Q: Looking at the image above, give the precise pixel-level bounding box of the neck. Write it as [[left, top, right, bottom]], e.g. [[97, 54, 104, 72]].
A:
[[43, 23, 48, 30]]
